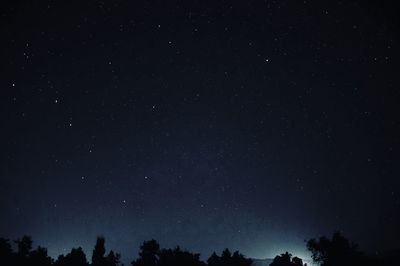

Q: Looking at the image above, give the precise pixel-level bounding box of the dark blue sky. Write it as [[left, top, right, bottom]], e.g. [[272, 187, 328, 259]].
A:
[[1, 0, 399, 264]]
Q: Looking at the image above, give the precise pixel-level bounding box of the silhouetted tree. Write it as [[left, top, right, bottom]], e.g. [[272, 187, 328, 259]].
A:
[[0, 233, 397, 266], [158, 246, 205, 266], [54, 247, 89, 266], [91, 237, 121, 266], [14, 235, 33, 266], [15, 235, 33, 257], [207, 249, 252, 266], [93, 237, 107, 266], [132, 240, 160, 266], [231, 251, 252, 266], [270, 252, 305, 266], [0, 238, 14, 265], [306, 232, 362, 266], [270, 252, 292, 266], [221, 248, 232, 266], [291, 257, 304, 266], [207, 252, 220, 266], [29, 246, 53, 266], [106, 250, 121, 266]]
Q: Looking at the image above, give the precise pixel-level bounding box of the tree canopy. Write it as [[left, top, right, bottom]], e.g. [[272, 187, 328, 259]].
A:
[[0, 232, 397, 266]]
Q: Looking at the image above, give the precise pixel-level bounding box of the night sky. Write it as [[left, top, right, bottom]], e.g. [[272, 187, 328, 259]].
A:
[[1, 0, 399, 264]]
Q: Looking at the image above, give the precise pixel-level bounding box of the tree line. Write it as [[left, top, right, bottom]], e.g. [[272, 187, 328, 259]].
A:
[[0, 232, 397, 266]]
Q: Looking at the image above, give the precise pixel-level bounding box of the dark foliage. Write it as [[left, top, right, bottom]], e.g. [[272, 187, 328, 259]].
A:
[[0, 235, 54, 266], [307, 232, 362, 266], [91, 237, 121, 266], [29, 246, 53, 266], [54, 247, 89, 266], [0, 235, 120, 266], [0, 232, 397, 266], [0, 238, 14, 265], [306, 232, 398, 266], [132, 240, 207, 266], [158, 246, 205, 266], [132, 240, 160, 266], [269, 252, 305, 266], [92, 237, 107, 266], [206, 248, 252, 266]]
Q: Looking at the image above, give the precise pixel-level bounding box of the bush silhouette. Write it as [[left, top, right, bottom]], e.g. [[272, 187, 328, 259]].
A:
[[269, 252, 305, 266]]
